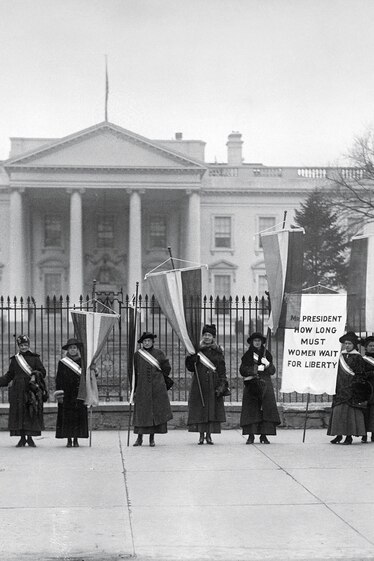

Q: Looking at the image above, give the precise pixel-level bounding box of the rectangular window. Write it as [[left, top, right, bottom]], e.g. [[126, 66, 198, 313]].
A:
[[44, 215, 62, 247], [215, 274, 231, 314], [214, 217, 231, 248], [258, 216, 276, 248], [97, 215, 115, 248], [149, 216, 167, 249]]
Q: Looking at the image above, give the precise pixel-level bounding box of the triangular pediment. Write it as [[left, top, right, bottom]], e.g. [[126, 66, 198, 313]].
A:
[[5, 122, 205, 170]]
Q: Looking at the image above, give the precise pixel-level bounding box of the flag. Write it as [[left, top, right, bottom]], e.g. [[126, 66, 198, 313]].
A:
[[145, 266, 202, 353], [261, 228, 304, 332], [347, 234, 374, 332], [71, 310, 119, 406]]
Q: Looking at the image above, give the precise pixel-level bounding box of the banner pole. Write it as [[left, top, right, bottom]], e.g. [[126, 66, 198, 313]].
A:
[[89, 406, 93, 447], [302, 393, 310, 443], [194, 364, 205, 407], [127, 282, 139, 446]]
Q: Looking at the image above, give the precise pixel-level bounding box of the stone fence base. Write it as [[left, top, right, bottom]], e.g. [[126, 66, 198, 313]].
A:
[[0, 402, 332, 431]]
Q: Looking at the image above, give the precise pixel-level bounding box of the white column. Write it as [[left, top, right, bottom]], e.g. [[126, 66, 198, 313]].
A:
[[9, 188, 26, 298], [128, 190, 142, 295], [69, 190, 84, 302], [186, 190, 201, 263]]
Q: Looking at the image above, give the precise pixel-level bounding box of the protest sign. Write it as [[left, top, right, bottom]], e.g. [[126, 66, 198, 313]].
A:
[[281, 293, 346, 395]]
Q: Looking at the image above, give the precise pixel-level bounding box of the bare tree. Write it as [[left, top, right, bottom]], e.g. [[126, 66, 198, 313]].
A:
[[328, 130, 374, 229]]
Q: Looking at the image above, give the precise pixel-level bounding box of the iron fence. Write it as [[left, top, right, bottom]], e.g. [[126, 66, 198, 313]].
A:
[[0, 293, 334, 404]]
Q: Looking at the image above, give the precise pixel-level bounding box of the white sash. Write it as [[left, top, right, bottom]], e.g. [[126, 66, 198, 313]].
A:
[[15, 353, 33, 376], [339, 351, 360, 376], [253, 352, 259, 364], [363, 355, 374, 368], [197, 352, 216, 372], [61, 356, 81, 376], [138, 348, 162, 370]]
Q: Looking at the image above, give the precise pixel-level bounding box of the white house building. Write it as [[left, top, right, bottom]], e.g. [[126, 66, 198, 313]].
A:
[[0, 121, 344, 302]]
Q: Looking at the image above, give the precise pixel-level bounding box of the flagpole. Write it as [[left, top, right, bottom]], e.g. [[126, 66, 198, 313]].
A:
[[127, 282, 139, 446], [302, 393, 310, 443], [104, 54, 109, 122], [89, 280, 97, 448]]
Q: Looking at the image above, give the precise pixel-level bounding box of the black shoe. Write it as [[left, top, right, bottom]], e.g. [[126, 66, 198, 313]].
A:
[[26, 436, 36, 447], [73, 439, 79, 447], [260, 435, 270, 444], [362, 435, 368, 443], [66, 439, 72, 448], [133, 436, 143, 447], [149, 436, 155, 447], [246, 434, 254, 444], [330, 435, 343, 444], [205, 434, 214, 445], [198, 434, 204, 445], [16, 437, 26, 447], [342, 435, 353, 445]]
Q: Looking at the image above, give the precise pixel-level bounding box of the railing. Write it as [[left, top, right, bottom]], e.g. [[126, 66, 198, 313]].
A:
[[0, 294, 333, 405]]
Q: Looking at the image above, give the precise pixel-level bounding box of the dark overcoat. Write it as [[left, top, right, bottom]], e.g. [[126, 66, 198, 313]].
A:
[[55, 357, 88, 438], [363, 352, 374, 406], [133, 348, 173, 428], [239, 346, 280, 427], [186, 344, 227, 425], [332, 352, 367, 408], [0, 350, 46, 435]]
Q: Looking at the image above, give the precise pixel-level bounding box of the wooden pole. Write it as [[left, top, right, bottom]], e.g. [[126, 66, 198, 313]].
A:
[[282, 210, 287, 229], [302, 393, 310, 443], [168, 246, 175, 269], [127, 282, 139, 446], [89, 280, 97, 448]]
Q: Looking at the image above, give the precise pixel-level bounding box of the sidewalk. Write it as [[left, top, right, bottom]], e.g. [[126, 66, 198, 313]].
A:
[[1, 429, 374, 561]]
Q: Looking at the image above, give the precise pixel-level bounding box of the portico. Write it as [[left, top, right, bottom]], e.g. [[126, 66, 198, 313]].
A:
[[3, 122, 205, 300]]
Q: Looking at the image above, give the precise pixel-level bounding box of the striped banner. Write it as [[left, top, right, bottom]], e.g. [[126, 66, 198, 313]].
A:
[[71, 310, 119, 407], [261, 228, 304, 332], [145, 267, 202, 354], [347, 234, 374, 332]]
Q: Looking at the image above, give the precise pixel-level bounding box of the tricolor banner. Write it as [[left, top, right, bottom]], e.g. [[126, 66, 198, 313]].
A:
[[347, 234, 374, 332], [145, 266, 202, 354], [71, 310, 120, 407], [261, 228, 304, 333]]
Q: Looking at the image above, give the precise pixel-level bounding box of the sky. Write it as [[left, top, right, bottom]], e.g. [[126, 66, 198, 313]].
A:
[[1, 0, 374, 166]]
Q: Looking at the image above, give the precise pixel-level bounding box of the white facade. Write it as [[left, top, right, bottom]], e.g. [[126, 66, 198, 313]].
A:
[[0, 121, 335, 300]]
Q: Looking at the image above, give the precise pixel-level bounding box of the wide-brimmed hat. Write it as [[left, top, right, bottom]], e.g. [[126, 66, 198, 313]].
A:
[[202, 324, 216, 337], [247, 332, 266, 345], [138, 332, 157, 344], [16, 334, 30, 346], [361, 335, 374, 347], [339, 331, 359, 345], [62, 338, 83, 350]]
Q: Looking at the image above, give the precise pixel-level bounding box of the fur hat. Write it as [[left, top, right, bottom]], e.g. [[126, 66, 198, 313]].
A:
[[202, 324, 216, 337], [62, 338, 83, 350], [247, 332, 266, 345], [339, 331, 359, 345], [138, 332, 157, 344], [16, 334, 30, 346], [361, 335, 374, 348]]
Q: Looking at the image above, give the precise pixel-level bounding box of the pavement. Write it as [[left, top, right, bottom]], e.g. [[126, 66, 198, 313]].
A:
[[1, 429, 374, 561]]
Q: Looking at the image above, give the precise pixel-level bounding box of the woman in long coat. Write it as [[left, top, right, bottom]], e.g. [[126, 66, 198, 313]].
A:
[[361, 335, 374, 443], [55, 338, 88, 447], [239, 332, 280, 444], [132, 332, 173, 447], [328, 331, 366, 445], [185, 324, 228, 445], [0, 334, 47, 447]]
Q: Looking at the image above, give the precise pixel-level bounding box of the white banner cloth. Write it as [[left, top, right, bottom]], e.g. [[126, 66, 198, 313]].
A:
[[281, 293, 346, 395]]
